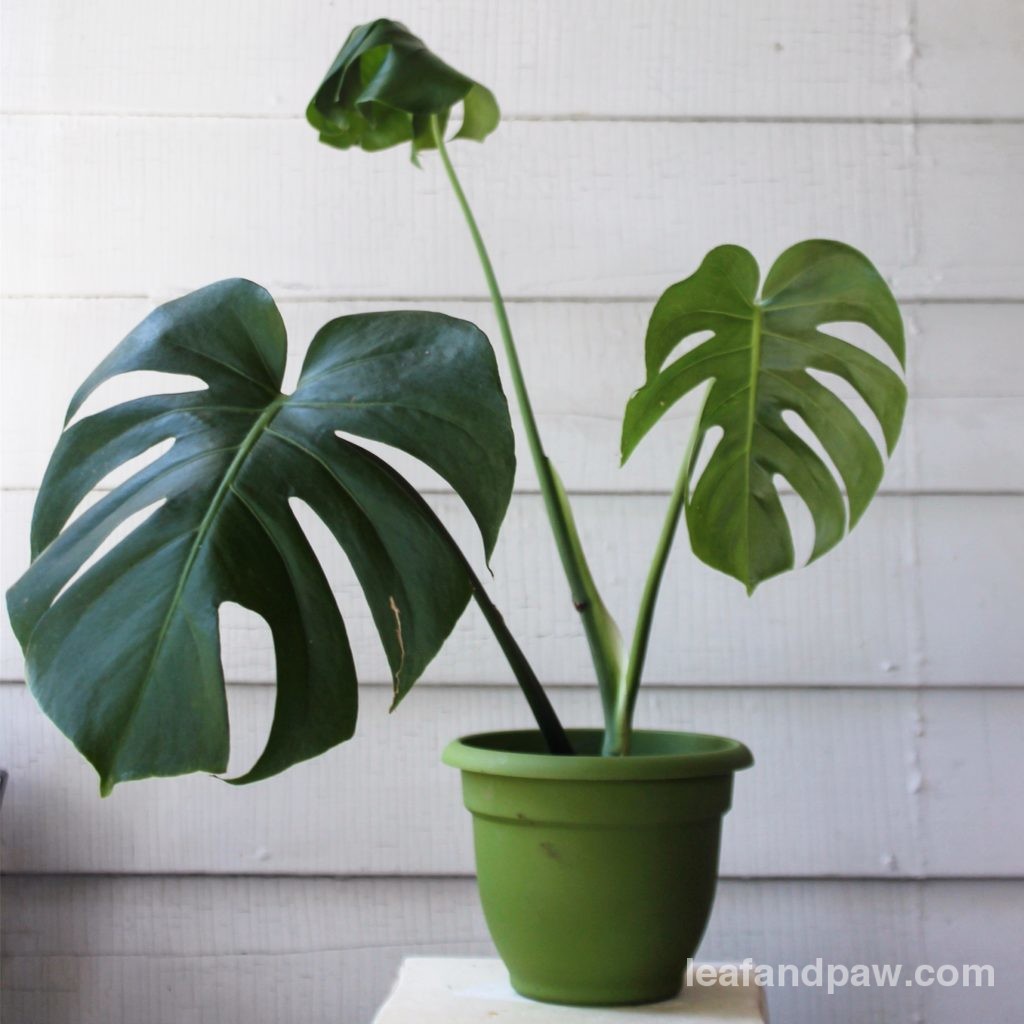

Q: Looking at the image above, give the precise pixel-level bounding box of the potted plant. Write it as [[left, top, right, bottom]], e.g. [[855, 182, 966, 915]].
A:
[[7, 19, 906, 1008]]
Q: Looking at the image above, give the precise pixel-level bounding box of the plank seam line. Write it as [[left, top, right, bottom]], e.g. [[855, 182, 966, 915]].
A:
[[4, 488, 1024, 498], [5, 294, 1024, 306], [3, 111, 1024, 126], [2, 872, 1020, 883], [4, 679, 1023, 691], [0, 942, 493, 961]]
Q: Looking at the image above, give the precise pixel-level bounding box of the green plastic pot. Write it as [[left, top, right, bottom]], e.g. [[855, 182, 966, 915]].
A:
[[443, 728, 753, 1006]]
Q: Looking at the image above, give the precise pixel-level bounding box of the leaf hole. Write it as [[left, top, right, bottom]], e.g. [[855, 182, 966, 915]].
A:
[[804, 368, 889, 463], [87, 438, 176, 498], [780, 408, 845, 492], [779, 408, 848, 562], [817, 321, 903, 377], [687, 424, 723, 500], [333, 429, 452, 496], [217, 602, 276, 775], [329, 431, 486, 565], [447, 99, 467, 138], [66, 371, 207, 427], [662, 328, 715, 368], [772, 475, 817, 567], [53, 497, 166, 604], [286, 496, 390, 682]]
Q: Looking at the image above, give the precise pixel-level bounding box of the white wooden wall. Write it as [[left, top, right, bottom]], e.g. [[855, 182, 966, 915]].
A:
[[1, 2, 1022, 1022]]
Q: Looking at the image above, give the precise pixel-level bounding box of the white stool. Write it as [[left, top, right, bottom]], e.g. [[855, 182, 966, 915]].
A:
[[372, 957, 768, 1022]]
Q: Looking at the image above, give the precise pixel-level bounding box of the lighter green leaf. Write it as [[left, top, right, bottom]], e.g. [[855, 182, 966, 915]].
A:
[[622, 240, 906, 593]]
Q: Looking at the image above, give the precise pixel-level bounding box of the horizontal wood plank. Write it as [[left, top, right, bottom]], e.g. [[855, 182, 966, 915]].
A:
[[3, 1, 1022, 120], [2, 875, 1018, 1024], [2, 298, 1021, 496], [2, 683, 1021, 877], [4, 491, 1022, 687], [3, 119, 1022, 300]]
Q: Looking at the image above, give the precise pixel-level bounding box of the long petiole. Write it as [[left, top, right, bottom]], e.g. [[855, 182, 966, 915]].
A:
[[395, 464, 573, 754], [609, 389, 710, 755], [430, 115, 623, 728]]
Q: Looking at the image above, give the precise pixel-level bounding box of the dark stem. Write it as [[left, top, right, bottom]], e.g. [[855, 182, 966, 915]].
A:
[[467, 575, 574, 755]]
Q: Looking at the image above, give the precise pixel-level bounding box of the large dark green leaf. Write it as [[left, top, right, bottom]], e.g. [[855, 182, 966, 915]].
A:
[[307, 19, 499, 161], [622, 240, 906, 593], [6, 279, 514, 792]]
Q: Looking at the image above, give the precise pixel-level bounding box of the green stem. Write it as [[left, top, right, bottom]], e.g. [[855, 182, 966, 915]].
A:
[[607, 388, 710, 755], [430, 115, 623, 725], [430, 119, 542, 473]]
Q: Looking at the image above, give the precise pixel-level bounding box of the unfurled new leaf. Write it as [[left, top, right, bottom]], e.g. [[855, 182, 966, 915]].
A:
[[307, 19, 499, 162], [6, 280, 514, 792], [622, 240, 906, 593]]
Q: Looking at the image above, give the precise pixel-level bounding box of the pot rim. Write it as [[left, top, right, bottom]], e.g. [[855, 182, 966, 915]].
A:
[[443, 728, 753, 781]]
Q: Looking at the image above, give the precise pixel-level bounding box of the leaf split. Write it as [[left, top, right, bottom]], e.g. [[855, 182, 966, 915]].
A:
[[622, 240, 906, 592], [6, 280, 515, 791]]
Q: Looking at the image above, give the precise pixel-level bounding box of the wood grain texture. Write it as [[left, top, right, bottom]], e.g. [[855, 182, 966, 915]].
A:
[[2, 875, 1017, 1024], [2, 298, 1021, 495], [3, 118, 1022, 300], [2, 682, 1022, 878], [3, 0, 1022, 120], [5, 491, 1022, 687]]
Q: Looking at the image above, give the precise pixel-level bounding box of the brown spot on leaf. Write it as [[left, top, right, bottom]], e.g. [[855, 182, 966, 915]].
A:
[[388, 595, 406, 699]]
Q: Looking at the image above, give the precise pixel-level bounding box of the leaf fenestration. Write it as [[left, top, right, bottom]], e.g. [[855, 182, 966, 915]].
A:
[[6, 280, 515, 791], [622, 240, 906, 593]]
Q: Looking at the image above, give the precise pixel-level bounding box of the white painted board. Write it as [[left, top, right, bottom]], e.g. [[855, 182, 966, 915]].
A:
[[2, 683, 1021, 878], [3, 119, 1022, 300]]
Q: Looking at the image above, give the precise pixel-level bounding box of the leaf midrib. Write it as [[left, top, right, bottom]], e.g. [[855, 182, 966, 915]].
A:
[[740, 306, 765, 592], [103, 395, 285, 788]]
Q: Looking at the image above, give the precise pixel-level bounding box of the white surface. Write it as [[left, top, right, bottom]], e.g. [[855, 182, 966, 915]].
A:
[[2, 2, 1022, 1024], [370, 958, 766, 1022]]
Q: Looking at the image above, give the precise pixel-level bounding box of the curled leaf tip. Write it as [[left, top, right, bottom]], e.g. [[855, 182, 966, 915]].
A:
[[307, 19, 500, 160]]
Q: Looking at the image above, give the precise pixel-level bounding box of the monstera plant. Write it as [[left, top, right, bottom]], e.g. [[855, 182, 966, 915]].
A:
[[7, 14, 907, 778], [306, 20, 907, 756]]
